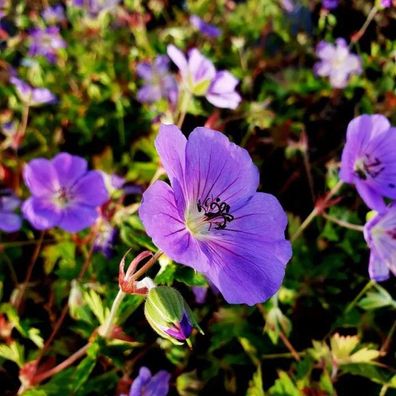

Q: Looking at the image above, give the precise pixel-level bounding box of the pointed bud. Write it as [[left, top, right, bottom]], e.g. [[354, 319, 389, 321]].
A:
[[144, 286, 202, 345]]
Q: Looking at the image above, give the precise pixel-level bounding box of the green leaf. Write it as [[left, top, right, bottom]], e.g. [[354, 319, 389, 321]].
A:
[[246, 366, 265, 396], [0, 342, 24, 367], [268, 371, 300, 396], [358, 285, 396, 311]]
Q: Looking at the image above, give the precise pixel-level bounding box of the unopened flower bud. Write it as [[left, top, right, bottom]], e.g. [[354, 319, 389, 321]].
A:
[[144, 286, 202, 345]]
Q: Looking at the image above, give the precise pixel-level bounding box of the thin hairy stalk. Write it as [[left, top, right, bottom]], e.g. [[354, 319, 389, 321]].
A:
[[15, 231, 45, 311], [351, 6, 378, 46], [345, 280, 376, 313], [322, 212, 364, 232], [33, 344, 89, 384], [291, 180, 343, 242]]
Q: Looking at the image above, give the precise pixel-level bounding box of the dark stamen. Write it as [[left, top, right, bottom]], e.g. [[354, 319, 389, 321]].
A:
[[197, 196, 234, 230]]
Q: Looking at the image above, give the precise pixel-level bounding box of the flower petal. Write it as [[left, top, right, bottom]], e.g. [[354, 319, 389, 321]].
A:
[[187, 48, 216, 84], [139, 181, 205, 269], [147, 370, 171, 396], [364, 127, 396, 199], [155, 124, 187, 189], [185, 127, 259, 208], [52, 152, 88, 188], [23, 159, 59, 197], [355, 180, 386, 212], [71, 170, 109, 206], [206, 91, 241, 109], [199, 192, 291, 305], [0, 212, 22, 232], [58, 203, 99, 232], [1, 196, 20, 211], [167, 44, 189, 78], [368, 252, 390, 282], [22, 197, 61, 230], [340, 114, 391, 183]]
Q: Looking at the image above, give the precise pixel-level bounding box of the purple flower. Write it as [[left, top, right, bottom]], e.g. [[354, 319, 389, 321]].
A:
[[381, 0, 392, 7], [71, 0, 120, 17], [128, 367, 170, 396], [22, 152, 109, 232], [139, 125, 291, 305], [137, 56, 178, 104], [0, 192, 22, 233], [190, 15, 221, 38], [10, 77, 56, 106], [314, 38, 361, 88], [322, 0, 339, 10], [192, 286, 208, 304], [93, 220, 115, 257], [167, 45, 241, 110], [339, 114, 396, 212], [28, 26, 66, 63], [364, 206, 396, 281], [42, 5, 66, 24]]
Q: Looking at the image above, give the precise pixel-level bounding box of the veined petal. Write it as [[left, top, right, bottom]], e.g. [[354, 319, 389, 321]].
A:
[[355, 180, 386, 212], [71, 170, 109, 206], [22, 196, 61, 230], [187, 49, 216, 84], [368, 252, 390, 281], [340, 114, 391, 183], [58, 203, 99, 232], [185, 127, 259, 207], [23, 159, 59, 197], [52, 152, 88, 188], [155, 124, 187, 190], [363, 127, 396, 199], [198, 192, 291, 305], [139, 181, 205, 269]]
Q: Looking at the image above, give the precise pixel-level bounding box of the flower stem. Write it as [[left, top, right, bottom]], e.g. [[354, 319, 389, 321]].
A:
[[14, 231, 45, 311], [101, 289, 126, 338], [345, 279, 376, 313], [39, 237, 97, 360], [291, 180, 343, 242], [322, 212, 364, 232], [351, 6, 378, 46], [32, 344, 89, 385], [176, 90, 192, 128]]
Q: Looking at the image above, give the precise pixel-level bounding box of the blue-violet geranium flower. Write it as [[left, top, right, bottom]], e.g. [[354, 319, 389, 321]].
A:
[[0, 191, 22, 233], [364, 205, 396, 281], [190, 15, 221, 38], [10, 77, 56, 106], [167, 45, 241, 110], [314, 38, 361, 88], [28, 26, 66, 63], [139, 125, 292, 305], [340, 114, 396, 212], [22, 152, 109, 232], [136, 55, 178, 105], [126, 367, 170, 396]]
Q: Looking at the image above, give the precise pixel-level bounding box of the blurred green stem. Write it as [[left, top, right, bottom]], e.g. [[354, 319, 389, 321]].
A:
[[351, 6, 378, 46], [322, 212, 364, 232], [14, 231, 45, 311], [177, 90, 192, 128], [345, 280, 375, 313], [291, 180, 343, 242]]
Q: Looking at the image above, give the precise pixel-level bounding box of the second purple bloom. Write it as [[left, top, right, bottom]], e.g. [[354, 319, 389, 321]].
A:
[[22, 152, 109, 232]]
